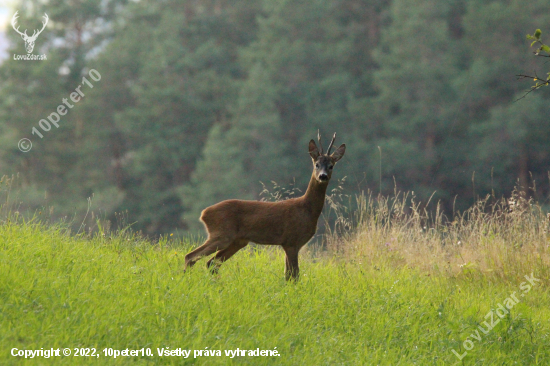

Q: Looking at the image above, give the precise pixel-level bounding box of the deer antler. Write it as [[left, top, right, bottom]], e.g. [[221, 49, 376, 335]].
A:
[[327, 133, 336, 155], [11, 11, 28, 38], [29, 13, 48, 40], [317, 129, 324, 155]]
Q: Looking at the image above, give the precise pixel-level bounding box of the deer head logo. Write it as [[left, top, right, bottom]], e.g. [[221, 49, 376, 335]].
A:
[[11, 11, 49, 54]]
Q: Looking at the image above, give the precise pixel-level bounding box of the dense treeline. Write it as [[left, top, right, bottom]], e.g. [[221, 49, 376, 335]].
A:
[[1, 0, 550, 236]]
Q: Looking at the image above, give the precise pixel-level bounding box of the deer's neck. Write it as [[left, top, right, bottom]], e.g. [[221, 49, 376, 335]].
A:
[[301, 172, 328, 218]]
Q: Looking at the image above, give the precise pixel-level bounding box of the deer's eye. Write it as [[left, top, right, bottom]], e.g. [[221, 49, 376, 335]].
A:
[[315, 164, 320, 169], [329, 165, 333, 170]]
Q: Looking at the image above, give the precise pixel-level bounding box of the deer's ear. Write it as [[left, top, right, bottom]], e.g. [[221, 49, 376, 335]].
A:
[[309, 139, 320, 160], [331, 144, 346, 162]]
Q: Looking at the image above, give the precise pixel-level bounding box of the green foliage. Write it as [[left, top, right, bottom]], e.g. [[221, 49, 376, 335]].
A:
[[470, 94, 550, 197], [94, 0, 264, 234], [364, 0, 465, 202], [2, 0, 550, 235], [0, 0, 128, 228], [527, 28, 550, 57], [524, 28, 550, 92], [180, 63, 290, 230]]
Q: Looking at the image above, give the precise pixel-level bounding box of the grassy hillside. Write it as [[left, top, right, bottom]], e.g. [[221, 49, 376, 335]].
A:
[[0, 194, 549, 365]]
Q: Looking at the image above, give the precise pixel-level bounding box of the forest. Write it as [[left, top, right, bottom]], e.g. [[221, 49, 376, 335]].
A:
[[1, 0, 550, 236]]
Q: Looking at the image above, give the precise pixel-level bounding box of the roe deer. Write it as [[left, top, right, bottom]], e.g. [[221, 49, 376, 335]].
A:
[[184, 132, 346, 280]]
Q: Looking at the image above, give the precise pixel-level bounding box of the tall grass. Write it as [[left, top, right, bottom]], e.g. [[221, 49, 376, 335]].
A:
[[321, 187, 550, 282], [0, 175, 549, 364]]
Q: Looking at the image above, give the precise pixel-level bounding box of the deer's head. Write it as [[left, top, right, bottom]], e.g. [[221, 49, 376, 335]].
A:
[[308, 131, 346, 184], [11, 11, 48, 54]]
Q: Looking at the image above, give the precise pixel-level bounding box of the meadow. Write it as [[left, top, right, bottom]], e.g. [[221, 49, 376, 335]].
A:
[[1, 190, 549, 365]]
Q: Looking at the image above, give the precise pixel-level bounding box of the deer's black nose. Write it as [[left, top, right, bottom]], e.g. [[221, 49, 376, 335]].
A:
[[319, 173, 328, 181]]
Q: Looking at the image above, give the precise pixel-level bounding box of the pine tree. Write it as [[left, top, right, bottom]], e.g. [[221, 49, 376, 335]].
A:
[[366, 0, 466, 203], [0, 0, 126, 219], [180, 63, 289, 231], [463, 0, 550, 201], [107, 0, 263, 234]]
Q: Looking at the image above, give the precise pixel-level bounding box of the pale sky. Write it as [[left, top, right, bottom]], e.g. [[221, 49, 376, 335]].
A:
[[0, 4, 13, 60], [0, 2, 15, 30]]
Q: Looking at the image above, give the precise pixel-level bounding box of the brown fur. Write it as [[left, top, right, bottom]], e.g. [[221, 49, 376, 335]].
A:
[[184, 135, 346, 280]]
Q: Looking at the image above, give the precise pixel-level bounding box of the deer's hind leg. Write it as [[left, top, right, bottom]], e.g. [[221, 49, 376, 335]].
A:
[[206, 239, 248, 273], [185, 235, 234, 270]]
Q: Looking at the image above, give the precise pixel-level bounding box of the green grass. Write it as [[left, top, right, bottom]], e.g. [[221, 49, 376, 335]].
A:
[[0, 216, 549, 365]]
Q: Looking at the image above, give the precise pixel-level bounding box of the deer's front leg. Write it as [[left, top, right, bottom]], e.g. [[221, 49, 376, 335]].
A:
[[282, 245, 301, 281]]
